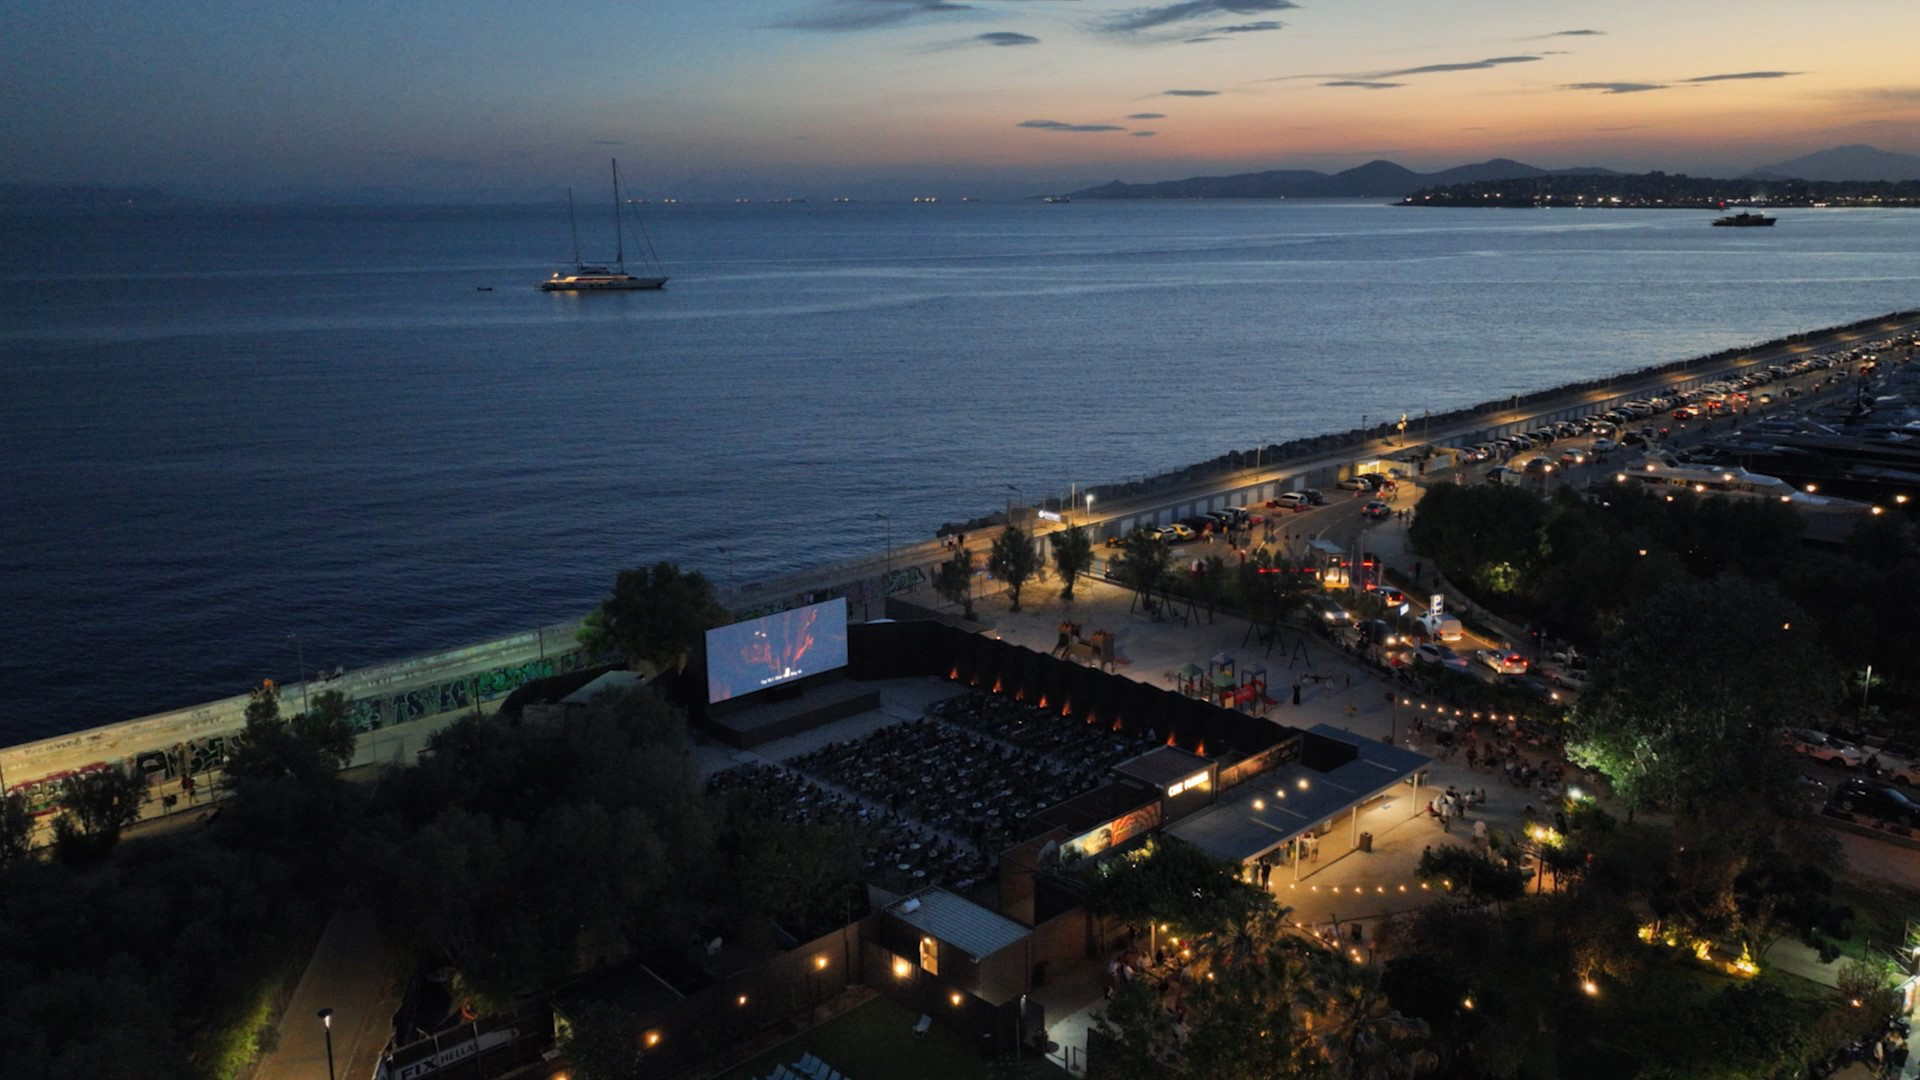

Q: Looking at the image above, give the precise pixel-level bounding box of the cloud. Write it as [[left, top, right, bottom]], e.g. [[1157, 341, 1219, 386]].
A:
[[1375, 55, 1541, 77], [1216, 20, 1283, 32], [1018, 119, 1128, 132], [975, 31, 1039, 46], [1540, 29, 1604, 37], [1322, 80, 1404, 90], [1127, 112, 1167, 119], [1185, 36, 1221, 43], [1132, 131, 1158, 137], [1857, 86, 1920, 102], [1561, 82, 1668, 94], [1163, 89, 1220, 96], [1099, 0, 1297, 34], [1681, 70, 1799, 83], [775, 0, 974, 32]]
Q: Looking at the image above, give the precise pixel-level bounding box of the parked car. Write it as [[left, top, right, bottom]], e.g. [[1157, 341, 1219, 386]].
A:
[[1485, 466, 1521, 486], [1337, 477, 1373, 491], [1301, 488, 1328, 505], [1828, 778, 1920, 826], [1159, 522, 1196, 542], [1476, 649, 1528, 675], [1416, 613, 1464, 642], [1414, 643, 1471, 670], [1546, 667, 1588, 692], [1361, 500, 1392, 520], [1179, 516, 1217, 536], [1590, 438, 1619, 455], [1784, 728, 1864, 769], [1271, 492, 1311, 512], [1868, 752, 1920, 787]]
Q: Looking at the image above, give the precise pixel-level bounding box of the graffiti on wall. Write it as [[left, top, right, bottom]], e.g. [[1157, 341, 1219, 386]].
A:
[[5, 650, 589, 820]]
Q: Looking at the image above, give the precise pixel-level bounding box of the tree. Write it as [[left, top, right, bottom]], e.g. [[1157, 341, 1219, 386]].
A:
[[933, 546, 974, 620], [1566, 578, 1832, 820], [0, 792, 33, 863], [578, 561, 729, 673], [50, 767, 148, 865], [1111, 527, 1172, 605], [559, 1002, 644, 1080], [1053, 524, 1095, 601], [1083, 837, 1268, 941], [1413, 845, 1524, 905], [987, 524, 1044, 612]]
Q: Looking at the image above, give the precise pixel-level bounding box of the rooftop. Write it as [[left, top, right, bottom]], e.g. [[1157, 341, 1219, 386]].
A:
[[1165, 725, 1431, 863], [886, 887, 1031, 961]]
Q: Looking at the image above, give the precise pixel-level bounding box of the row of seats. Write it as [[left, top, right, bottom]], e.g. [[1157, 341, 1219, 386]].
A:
[[929, 690, 1159, 774]]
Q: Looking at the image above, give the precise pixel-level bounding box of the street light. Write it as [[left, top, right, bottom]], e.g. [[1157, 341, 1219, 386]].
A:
[[318, 1008, 337, 1080], [287, 632, 308, 716]]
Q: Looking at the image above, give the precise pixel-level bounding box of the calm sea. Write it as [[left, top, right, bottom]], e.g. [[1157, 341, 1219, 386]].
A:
[[3, 199, 1917, 740]]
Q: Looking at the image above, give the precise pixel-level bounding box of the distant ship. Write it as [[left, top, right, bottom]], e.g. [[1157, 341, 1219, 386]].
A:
[[1043, 195, 1071, 204], [1712, 211, 1775, 227], [542, 160, 667, 291]]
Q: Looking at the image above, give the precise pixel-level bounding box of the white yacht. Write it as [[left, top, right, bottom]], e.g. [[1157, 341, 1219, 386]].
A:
[[541, 159, 668, 292]]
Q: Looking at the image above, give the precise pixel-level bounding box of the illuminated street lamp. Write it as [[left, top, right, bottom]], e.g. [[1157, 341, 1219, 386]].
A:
[[317, 1008, 337, 1080]]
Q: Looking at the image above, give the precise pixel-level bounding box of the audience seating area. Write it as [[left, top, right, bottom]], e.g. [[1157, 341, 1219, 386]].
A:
[[791, 717, 1104, 855], [705, 763, 991, 893], [928, 689, 1161, 774]]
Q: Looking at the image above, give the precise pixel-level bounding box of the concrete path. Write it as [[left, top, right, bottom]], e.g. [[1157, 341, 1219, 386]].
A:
[[253, 906, 408, 1080]]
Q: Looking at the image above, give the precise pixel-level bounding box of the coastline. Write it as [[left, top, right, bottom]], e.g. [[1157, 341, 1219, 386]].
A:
[[4, 307, 1917, 830]]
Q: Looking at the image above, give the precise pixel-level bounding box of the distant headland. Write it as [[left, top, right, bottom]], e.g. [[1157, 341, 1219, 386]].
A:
[[1063, 144, 1920, 203]]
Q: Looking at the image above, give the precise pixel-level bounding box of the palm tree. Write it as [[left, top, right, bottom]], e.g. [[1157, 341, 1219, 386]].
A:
[[1305, 949, 1436, 1080]]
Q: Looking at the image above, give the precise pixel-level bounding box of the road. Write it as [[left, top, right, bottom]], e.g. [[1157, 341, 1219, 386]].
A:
[[730, 312, 1920, 610]]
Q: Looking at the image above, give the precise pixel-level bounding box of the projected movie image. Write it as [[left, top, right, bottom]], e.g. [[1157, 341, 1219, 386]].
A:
[[706, 599, 849, 704]]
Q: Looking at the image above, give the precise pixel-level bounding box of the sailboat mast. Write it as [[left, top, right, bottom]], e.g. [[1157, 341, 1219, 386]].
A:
[[567, 189, 581, 270], [611, 159, 625, 271]]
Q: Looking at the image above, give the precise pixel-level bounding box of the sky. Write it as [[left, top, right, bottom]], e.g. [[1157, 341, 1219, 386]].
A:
[[5, 0, 1919, 200]]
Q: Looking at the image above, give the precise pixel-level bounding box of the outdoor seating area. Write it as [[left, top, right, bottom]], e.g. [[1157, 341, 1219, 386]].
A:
[[790, 719, 1105, 855], [926, 690, 1161, 774], [705, 764, 990, 893]]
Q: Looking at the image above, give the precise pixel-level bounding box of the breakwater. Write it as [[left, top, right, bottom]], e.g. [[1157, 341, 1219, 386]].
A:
[[5, 309, 1915, 834]]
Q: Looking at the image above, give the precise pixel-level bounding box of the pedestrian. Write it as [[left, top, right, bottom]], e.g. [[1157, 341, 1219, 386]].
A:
[[1293, 682, 1302, 706], [1439, 799, 1453, 833], [1466, 745, 1478, 770], [181, 773, 197, 804], [1472, 819, 1488, 847]]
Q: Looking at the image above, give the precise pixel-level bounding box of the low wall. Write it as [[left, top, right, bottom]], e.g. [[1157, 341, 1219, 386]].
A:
[[0, 620, 590, 828]]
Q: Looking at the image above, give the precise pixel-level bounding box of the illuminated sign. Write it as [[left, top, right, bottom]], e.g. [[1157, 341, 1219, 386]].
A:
[[1166, 771, 1210, 797]]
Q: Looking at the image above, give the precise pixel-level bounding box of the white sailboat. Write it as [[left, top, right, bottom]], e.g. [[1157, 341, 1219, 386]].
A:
[[541, 159, 667, 291]]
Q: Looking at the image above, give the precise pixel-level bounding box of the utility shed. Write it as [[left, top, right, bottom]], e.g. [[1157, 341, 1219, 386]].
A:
[[880, 887, 1033, 1005]]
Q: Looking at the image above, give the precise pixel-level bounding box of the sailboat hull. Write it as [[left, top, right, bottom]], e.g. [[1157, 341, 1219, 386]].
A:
[[540, 273, 667, 291]]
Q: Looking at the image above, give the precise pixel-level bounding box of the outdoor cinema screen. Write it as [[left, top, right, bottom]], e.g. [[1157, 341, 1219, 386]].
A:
[[705, 599, 849, 704]]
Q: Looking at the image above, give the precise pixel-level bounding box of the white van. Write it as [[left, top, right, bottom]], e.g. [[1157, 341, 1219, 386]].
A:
[[1416, 613, 1464, 642]]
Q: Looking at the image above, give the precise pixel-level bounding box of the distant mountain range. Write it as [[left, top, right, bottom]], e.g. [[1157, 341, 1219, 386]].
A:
[[1069, 145, 1920, 200], [1744, 145, 1920, 183]]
